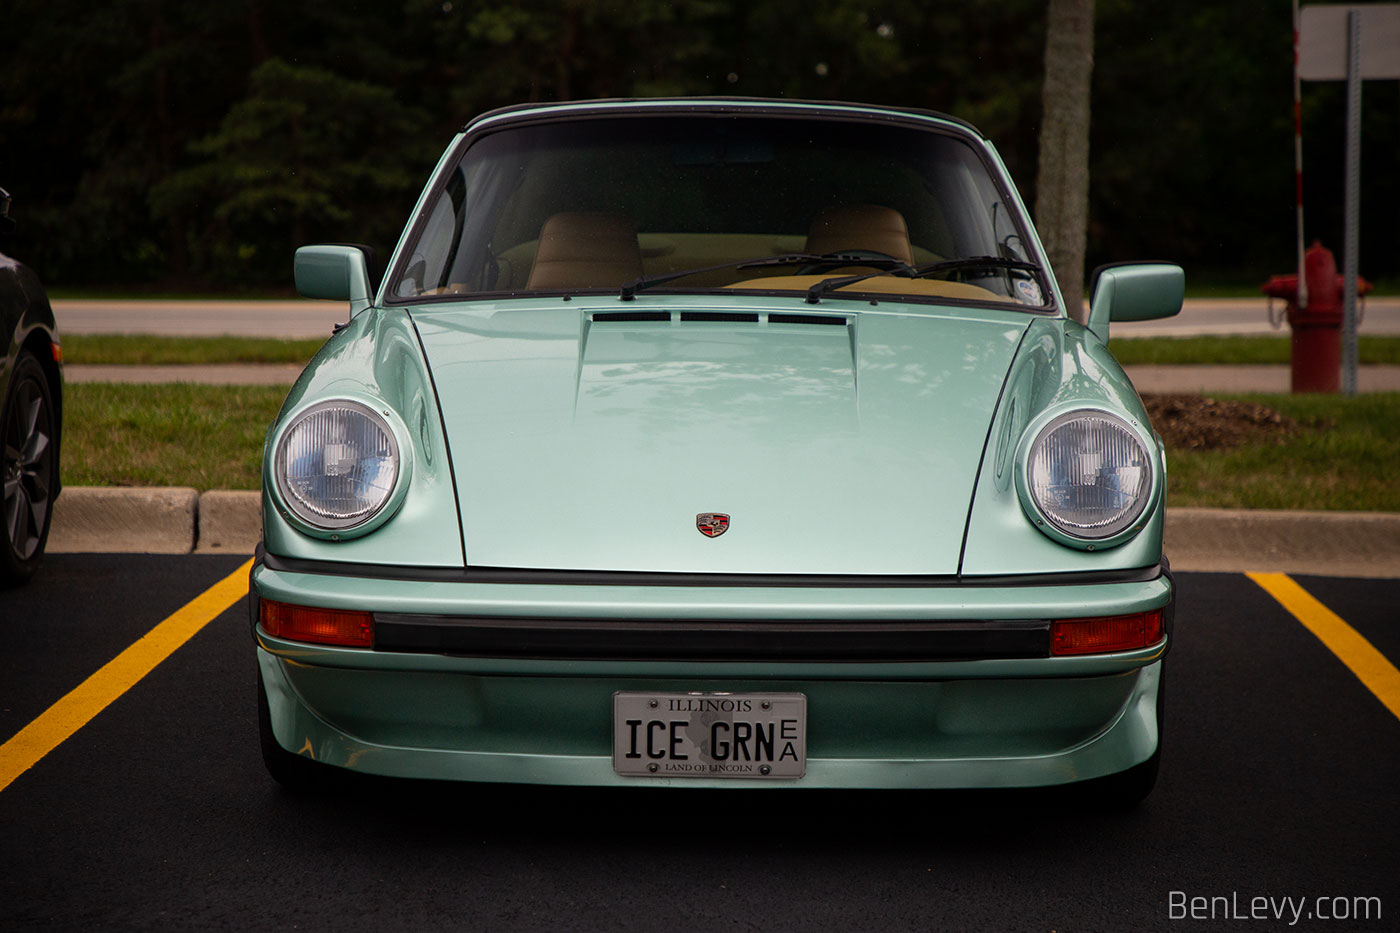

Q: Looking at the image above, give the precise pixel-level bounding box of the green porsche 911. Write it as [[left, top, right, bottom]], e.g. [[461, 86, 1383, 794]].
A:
[[252, 98, 1182, 803]]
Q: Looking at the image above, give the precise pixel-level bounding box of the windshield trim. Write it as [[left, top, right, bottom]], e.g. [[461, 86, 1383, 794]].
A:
[[394, 284, 1059, 318], [463, 97, 987, 139], [381, 105, 1057, 316]]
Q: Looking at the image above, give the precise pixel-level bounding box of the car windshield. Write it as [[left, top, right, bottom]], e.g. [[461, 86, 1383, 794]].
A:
[[389, 113, 1047, 308]]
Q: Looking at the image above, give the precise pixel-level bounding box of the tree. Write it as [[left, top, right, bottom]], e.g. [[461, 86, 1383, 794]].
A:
[[150, 59, 434, 286], [1035, 0, 1095, 321]]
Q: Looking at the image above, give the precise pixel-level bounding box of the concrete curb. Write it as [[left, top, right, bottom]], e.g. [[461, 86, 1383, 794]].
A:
[[48, 487, 261, 555], [48, 487, 200, 554], [194, 490, 263, 554], [1164, 508, 1400, 579], [44, 488, 1400, 578]]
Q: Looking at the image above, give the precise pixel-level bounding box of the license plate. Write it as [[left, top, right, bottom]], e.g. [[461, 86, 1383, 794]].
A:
[[612, 692, 807, 779]]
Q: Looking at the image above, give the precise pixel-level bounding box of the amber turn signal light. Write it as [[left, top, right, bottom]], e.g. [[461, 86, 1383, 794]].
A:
[[260, 599, 374, 647], [1051, 609, 1165, 656]]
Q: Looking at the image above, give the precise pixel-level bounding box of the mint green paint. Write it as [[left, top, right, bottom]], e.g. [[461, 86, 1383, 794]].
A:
[[294, 245, 373, 317], [258, 646, 1160, 788], [961, 316, 1167, 575], [261, 307, 464, 566], [259, 99, 1178, 792], [466, 98, 987, 139], [411, 295, 1028, 574], [376, 136, 465, 308], [979, 139, 1071, 317], [253, 561, 1170, 625], [1086, 263, 1185, 342]]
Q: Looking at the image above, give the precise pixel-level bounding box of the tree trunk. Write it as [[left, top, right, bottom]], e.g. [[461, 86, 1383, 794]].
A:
[[249, 0, 271, 64], [1035, 0, 1095, 323], [150, 15, 190, 279]]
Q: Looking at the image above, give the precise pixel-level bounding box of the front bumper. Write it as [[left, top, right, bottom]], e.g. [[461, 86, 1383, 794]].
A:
[[252, 555, 1172, 789]]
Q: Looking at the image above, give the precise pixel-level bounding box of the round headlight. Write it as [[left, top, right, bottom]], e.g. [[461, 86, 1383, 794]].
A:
[[1025, 410, 1152, 541], [275, 400, 401, 531]]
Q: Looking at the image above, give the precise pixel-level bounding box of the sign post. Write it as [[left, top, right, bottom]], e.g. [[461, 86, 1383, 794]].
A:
[[1298, 4, 1400, 395]]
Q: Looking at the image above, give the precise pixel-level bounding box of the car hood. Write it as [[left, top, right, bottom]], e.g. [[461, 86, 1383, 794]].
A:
[[411, 299, 1029, 573]]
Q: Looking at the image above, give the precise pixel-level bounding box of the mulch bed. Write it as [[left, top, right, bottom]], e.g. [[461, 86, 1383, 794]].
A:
[[1141, 394, 1313, 450]]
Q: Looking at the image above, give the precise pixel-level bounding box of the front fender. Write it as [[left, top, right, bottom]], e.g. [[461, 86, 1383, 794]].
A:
[[960, 317, 1165, 576], [261, 307, 464, 567]]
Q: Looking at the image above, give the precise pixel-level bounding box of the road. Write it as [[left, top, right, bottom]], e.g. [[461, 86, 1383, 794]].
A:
[[51, 296, 1400, 339], [53, 299, 348, 339], [2, 554, 1397, 930], [1112, 297, 1400, 338]]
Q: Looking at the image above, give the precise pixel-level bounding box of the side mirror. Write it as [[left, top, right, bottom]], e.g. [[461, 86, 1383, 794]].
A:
[[1086, 262, 1184, 342], [294, 245, 374, 316]]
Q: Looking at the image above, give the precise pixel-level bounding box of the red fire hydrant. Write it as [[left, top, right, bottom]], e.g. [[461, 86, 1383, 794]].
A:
[[1261, 241, 1372, 393]]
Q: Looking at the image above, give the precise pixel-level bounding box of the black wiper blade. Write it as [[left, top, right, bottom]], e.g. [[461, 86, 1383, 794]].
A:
[[803, 256, 1041, 304], [618, 251, 915, 301], [909, 256, 1041, 278], [803, 259, 918, 304], [803, 271, 900, 304], [620, 253, 820, 301]]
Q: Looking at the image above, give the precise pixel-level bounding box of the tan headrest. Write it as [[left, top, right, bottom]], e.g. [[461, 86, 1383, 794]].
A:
[[805, 204, 914, 265], [526, 212, 643, 290]]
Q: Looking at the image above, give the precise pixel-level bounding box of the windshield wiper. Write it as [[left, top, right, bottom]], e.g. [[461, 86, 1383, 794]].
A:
[[618, 251, 913, 301], [804, 256, 1040, 304], [910, 256, 1041, 278]]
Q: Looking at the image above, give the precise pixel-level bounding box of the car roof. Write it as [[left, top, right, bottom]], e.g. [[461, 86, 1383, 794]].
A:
[[461, 97, 985, 139]]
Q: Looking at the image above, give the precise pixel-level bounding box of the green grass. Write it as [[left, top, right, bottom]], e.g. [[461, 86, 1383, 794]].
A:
[[1165, 393, 1400, 511], [59, 382, 1399, 511], [61, 384, 288, 490], [65, 331, 1400, 370], [1108, 335, 1400, 366], [63, 334, 326, 365]]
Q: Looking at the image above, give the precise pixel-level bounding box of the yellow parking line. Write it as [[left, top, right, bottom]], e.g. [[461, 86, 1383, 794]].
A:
[[1249, 572, 1400, 724], [0, 558, 253, 794]]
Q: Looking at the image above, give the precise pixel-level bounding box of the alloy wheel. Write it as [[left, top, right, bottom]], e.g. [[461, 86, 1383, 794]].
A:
[[3, 364, 54, 561]]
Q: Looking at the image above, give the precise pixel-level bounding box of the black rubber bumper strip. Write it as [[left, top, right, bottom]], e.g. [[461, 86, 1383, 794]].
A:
[[372, 614, 1051, 662]]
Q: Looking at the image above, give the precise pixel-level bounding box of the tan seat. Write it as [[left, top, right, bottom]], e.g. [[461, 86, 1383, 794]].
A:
[[805, 204, 915, 266], [525, 212, 643, 290]]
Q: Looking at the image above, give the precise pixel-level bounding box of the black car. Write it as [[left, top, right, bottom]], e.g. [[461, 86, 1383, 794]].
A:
[[0, 188, 62, 585]]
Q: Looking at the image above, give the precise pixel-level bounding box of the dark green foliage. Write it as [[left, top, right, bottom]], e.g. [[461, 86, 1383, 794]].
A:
[[2, 0, 1396, 290], [149, 58, 435, 285]]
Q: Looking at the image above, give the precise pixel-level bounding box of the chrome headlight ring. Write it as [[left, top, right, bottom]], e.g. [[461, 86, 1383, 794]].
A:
[[1013, 405, 1160, 551], [269, 396, 413, 540]]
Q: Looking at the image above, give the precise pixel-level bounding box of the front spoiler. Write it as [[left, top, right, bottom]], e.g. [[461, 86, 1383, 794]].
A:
[[256, 648, 1164, 789], [251, 554, 1171, 788]]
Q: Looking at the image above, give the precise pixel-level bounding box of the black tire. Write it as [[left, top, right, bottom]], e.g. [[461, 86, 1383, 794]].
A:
[[1096, 743, 1161, 808], [1, 352, 57, 587], [257, 668, 344, 794]]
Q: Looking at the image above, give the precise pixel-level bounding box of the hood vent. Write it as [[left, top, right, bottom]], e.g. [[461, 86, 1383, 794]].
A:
[[769, 312, 847, 326], [592, 310, 670, 323], [590, 310, 850, 327], [681, 311, 759, 323]]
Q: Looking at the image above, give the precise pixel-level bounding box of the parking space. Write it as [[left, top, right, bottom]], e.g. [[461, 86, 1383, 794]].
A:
[[0, 554, 250, 746], [1, 559, 1396, 929]]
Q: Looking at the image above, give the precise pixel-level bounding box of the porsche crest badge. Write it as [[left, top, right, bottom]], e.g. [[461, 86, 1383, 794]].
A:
[[696, 513, 730, 538]]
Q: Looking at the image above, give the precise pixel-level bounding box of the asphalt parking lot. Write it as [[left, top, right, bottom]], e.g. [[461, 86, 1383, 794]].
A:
[[1, 555, 1397, 930]]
